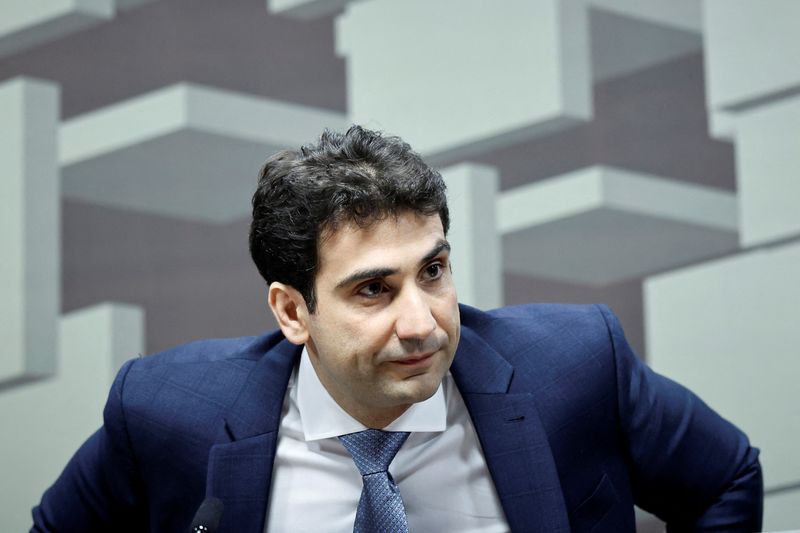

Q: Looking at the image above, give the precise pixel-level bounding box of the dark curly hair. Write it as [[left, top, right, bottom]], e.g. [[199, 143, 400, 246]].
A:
[[249, 125, 449, 313]]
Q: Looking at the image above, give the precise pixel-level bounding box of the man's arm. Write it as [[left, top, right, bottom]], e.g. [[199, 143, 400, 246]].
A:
[[31, 359, 145, 532], [598, 305, 763, 531]]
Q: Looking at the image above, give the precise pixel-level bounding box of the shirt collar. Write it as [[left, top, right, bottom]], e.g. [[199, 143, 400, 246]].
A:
[[296, 347, 447, 441]]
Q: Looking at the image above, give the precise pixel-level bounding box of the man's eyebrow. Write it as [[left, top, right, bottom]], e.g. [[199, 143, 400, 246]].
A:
[[335, 267, 397, 290], [421, 240, 451, 264], [333, 240, 451, 291]]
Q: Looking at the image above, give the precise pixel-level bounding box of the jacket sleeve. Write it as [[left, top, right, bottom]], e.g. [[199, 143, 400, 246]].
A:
[[31, 358, 145, 532], [598, 305, 763, 532]]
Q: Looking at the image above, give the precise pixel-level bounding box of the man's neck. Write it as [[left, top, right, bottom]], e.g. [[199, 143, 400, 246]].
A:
[[346, 403, 411, 430]]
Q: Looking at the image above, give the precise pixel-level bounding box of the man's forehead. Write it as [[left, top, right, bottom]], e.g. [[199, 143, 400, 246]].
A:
[[316, 213, 446, 274]]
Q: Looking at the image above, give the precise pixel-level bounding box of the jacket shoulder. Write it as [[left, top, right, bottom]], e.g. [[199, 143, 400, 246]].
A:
[[109, 329, 287, 445], [134, 328, 284, 367], [458, 303, 626, 392], [460, 302, 618, 349]]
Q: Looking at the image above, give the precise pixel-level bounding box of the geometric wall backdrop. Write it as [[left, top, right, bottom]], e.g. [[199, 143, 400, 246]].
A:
[[703, 0, 800, 113], [336, 0, 592, 161], [0, 303, 144, 531], [762, 492, 800, 533], [0, 0, 161, 58], [732, 94, 800, 248], [0, 77, 59, 387], [703, 0, 800, 249], [0, 74, 144, 529], [588, 0, 702, 33], [60, 83, 347, 223], [0, 0, 113, 58], [335, 0, 705, 162], [587, 2, 701, 82], [497, 165, 738, 286], [442, 163, 502, 310], [645, 241, 800, 531], [277, 0, 705, 33], [273, 0, 704, 31]]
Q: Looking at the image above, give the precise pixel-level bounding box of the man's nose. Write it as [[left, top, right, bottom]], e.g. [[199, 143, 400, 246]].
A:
[[394, 286, 436, 341]]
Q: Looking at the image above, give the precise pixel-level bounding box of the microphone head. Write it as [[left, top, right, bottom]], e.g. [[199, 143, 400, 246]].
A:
[[190, 497, 224, 533]]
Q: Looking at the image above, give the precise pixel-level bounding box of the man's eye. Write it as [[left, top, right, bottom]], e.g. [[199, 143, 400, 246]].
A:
[[358, 281, 385, 298], [425, 263, 443, 279]]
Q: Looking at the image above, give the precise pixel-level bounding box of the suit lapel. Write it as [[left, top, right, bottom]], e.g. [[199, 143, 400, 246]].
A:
[[206, 338, 301, 533], [452, 326, 571, 533]]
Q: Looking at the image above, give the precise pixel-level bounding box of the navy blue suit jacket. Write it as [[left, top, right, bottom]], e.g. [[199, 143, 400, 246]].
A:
[[32, 304, 762, 532]]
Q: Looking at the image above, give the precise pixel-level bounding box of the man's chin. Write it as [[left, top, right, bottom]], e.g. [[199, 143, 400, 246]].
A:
[[389, 373, 444, 404]]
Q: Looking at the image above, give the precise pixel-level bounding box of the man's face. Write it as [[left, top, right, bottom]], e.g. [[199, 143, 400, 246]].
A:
[[304, 211, 460, 427]]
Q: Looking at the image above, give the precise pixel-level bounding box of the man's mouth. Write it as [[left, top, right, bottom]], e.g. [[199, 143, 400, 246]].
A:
[[392, 352, 436, 366]]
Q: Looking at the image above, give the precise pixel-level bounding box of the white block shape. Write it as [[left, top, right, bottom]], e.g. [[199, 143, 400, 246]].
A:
[[703, 0, 800, 111], [645, 241, 800, 490], [497, 166, 738, 286], [267, 0, 351, 19], [0, 0, 113, 58], [60, 83, 348, 223], [707, 109, 735, 141], [442, 163, 502, 310], [336, 0, 591, 161], [0, 303, 144, 532], [0, 78, 60, 385], [764, 489, 800, 532], [734, 94, 800, 247]]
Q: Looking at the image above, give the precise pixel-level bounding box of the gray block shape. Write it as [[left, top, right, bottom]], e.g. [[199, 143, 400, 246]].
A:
[[442, 163, 502, 310], [588, 0, 702, 32], [0, 77, 60, 386], [498, 166, 738, 286], [60, 83, 347, 223], [0, 0, 113, 58], [589, 8, 702, 82]]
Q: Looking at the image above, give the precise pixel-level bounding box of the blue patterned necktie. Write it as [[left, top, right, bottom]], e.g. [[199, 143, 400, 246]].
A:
[[339, 429, 411, 533]]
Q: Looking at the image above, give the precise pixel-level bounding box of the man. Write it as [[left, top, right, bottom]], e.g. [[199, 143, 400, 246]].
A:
[[33, 126, 762, 532]]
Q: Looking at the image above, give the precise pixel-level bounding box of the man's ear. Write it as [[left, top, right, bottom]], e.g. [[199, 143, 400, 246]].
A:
[[268, 282, 310, 345]]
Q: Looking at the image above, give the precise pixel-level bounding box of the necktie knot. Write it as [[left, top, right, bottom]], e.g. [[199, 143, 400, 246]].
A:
[[339, 429, 410, 476], [339, 429, 411, 532]]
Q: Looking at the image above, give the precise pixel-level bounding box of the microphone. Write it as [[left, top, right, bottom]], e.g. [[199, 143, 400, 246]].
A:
[[189, 497, 224, 533]]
